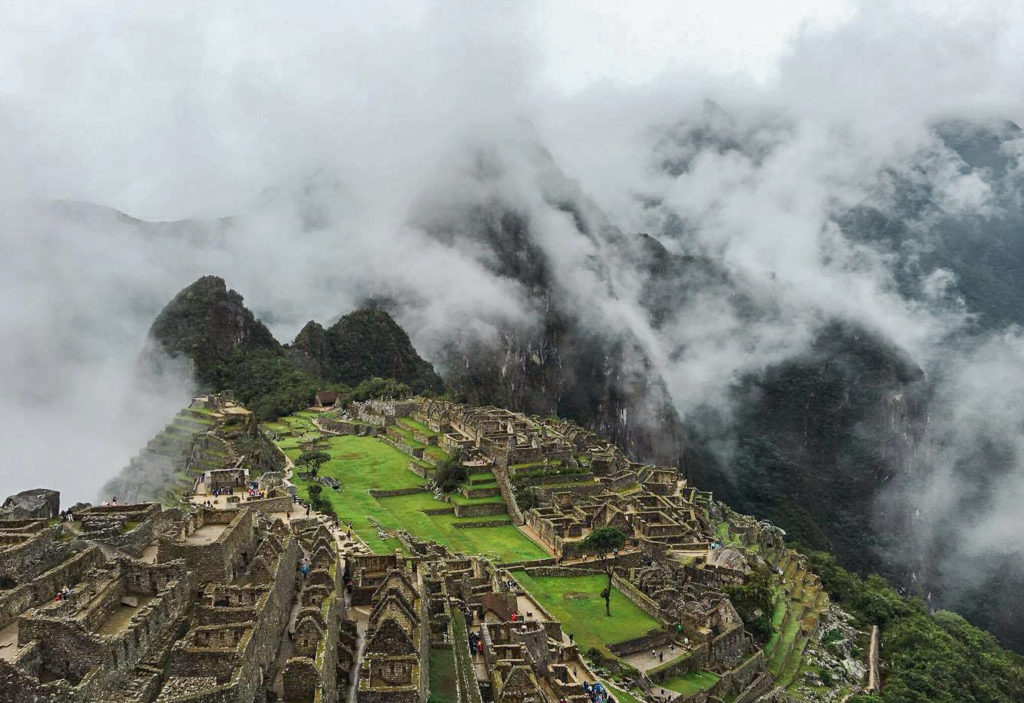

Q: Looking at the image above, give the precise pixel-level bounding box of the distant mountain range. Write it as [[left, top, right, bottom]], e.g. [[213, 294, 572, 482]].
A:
[[54, 115, 1024, 652]]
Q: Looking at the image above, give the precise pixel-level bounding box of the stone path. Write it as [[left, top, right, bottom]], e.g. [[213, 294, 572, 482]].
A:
[[623, 647, 688, 673], [0, 621, 19, 661], [271, 542, 311, 699]]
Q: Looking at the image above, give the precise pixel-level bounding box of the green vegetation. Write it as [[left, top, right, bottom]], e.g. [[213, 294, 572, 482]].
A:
[[433, 453, 467, 493], [428, 648, 458, 703], [658, 670, 719, 696], [723, 566, 774, 640], [580, 526, 627, 615], [293, 309, 444, 395], [806, 550, 1024, 703], [148, 277, 445, 421], [209, 348, 321, 420], [398, 417, 434, 435], [280, 432, 546, 561], [306, 484, 336, 521], [296, 449, 331, 477], [513, 572, 659, 652]]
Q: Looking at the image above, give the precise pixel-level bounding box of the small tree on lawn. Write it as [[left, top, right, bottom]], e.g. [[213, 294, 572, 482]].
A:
[[580, 526, 626, 616], [297, 450, 331, 477]]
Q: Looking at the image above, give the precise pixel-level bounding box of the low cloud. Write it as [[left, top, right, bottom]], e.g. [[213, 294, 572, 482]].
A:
[[2, 0, 1024, 638]]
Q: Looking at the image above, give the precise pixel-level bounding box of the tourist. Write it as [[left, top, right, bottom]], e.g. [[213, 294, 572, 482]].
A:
[[476, 640, 483, 656], [659, 651, 664, 662], [568, 632, 574, 643]]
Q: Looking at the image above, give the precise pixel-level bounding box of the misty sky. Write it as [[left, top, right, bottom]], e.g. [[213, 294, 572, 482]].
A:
[[2, 0, 1024, 560]]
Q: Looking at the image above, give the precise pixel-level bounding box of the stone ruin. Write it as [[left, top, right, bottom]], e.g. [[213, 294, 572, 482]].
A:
[[0, 393, 869, 703], [0, 493, 353, 703]]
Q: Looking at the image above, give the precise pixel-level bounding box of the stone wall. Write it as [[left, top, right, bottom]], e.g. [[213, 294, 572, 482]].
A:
[[86, 506, 182, 557], [19, 562, 195, 696], [645, 644, 709, 683], [0, 659, 85, 703], [165, 532, 297, 703], [381, 435, 425, 459], [452, 502, 508, 518], [0, 527, 73, 586], [0, 546, 105, 628], [492, 467, 525, 526], [731, 672, 774, 703], [607, 630, 668, 657], [316, 415, 363, 435], [368, 487, 428, 498], [157, 509, 256, 584], [612, 573, 664, 622], [236, 494, 293, 515], [701, 652, 767, 702], [453, 519, 512, 528]]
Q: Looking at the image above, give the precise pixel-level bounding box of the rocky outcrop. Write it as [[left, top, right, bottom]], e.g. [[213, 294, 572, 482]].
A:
[[291, 309, 443, 394], [0, 489, 60, 520], [695, 321, 928, 573], [143, 275, 280, 385]]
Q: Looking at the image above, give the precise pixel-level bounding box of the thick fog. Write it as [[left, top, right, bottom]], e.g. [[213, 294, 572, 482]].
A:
[[2, 0, 1024, 622]]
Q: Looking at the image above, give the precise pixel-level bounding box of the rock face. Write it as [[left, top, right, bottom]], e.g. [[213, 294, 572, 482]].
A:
[[291, 309, 443, 394], [0, 488, 60, 519], [144, 275, 280, 385], [142, 278, 443, 419], [839, 119, 1024, 330], [419, 202, 686, 467], [695, 322, 928, 573]]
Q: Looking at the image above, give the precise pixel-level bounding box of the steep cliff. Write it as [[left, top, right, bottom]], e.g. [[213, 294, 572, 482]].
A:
[[144, 275, 280, 385], [291, 309, 443, 395], [697, 321, 928, 572]]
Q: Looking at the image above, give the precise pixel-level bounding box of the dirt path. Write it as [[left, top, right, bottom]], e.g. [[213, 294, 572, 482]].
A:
[[867, 625, 881, 692]]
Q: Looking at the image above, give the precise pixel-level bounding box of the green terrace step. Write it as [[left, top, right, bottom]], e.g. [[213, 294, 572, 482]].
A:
[[450, 493, 506, 506], [779, 637, 810, 688]]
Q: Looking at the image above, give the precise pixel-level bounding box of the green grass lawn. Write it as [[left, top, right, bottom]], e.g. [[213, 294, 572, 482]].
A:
[[659, 670, 719, 696], [280, 432, 546, 562], [429, 648, 458, 703], [398, 417, 434, 435], [425, 445, 451, 461], [606, 684, 644, 703], [514, 572, 660, 651]]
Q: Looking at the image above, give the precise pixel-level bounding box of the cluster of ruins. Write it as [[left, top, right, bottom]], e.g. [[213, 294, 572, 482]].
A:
[[0, 394, 852, 703]]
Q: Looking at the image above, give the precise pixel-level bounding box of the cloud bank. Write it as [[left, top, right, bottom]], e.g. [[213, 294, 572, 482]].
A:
[[2, 0, 1024, 640]]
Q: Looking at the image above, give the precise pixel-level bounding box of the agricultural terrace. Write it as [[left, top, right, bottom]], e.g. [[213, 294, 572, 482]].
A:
[[513, 572, 660, 653], [657, 670, 719, 697], [268, 421, 547, 562]]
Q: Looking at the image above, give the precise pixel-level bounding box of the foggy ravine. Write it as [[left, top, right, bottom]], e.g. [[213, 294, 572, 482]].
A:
[[3, 1, 1024, 648]]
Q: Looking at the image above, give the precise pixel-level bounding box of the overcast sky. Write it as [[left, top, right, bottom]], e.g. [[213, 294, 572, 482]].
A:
[[2, 0, 1024, 552], [3, 0, 1019, 220]]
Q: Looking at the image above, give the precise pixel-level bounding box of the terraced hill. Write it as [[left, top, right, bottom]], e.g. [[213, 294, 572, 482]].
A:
[[102, 396, 282, 505]]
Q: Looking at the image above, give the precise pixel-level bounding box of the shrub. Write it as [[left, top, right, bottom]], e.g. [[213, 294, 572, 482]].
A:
[[433, 453, 467, 493]]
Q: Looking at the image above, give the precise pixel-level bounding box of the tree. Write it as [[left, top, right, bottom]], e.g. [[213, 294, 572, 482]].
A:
[[297, 450, 331, 477], [580, 526, 626, 616], [433, 452, 466, 493], [306, 483, 336, 521], [724, 567, 774, 641]]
